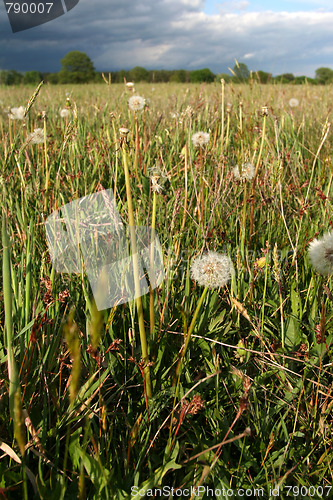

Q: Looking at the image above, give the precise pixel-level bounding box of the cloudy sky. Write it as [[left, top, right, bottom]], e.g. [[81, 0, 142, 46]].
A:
[[1, 0, 333, 77]]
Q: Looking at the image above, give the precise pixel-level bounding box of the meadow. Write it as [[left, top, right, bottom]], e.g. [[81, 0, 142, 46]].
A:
[[0, 80, 333, 499]]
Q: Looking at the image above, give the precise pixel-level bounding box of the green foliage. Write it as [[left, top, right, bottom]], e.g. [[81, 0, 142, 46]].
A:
[[23, 71, 43, 85], [232, 62, 250, 81], [129, 66, 150, 82], [59, 50, 95, 83], [0, 69, 23, 85], [255, 70, 272, 84], [315, 66, 333, 84], [189, 68, 215, 83], [1, 82, 333, 498]]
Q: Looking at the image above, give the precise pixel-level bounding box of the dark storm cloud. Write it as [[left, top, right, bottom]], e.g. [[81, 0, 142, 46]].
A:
[[1, 0, 333, 76]]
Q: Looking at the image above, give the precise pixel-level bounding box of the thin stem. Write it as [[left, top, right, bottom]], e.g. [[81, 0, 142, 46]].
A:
[[122, 142, 152, 399]]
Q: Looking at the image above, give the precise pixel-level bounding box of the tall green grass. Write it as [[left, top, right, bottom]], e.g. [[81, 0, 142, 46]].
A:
[[0, 81, 333, 499]]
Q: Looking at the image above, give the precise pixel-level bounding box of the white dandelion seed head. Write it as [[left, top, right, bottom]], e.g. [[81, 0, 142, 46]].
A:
[[8, 106, 25, 120], [308, 231, 333, 275], [27, 128, 44, 144], [151, 176, 164, 194], [289, 98, 299, 108], [190, 251, 234, 289], [125, 82, 135, 92], [128, 95, 145, 112], [192, 131, 210, 148], [60, 108, 70, 118], [232, 162, 255, 181]]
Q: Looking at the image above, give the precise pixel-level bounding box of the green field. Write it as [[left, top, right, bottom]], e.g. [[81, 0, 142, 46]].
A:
[[1, 81, 333, 499]]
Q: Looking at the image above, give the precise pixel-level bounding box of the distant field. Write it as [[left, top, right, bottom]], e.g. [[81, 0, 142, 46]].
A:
[[1, 81, 333, 499]]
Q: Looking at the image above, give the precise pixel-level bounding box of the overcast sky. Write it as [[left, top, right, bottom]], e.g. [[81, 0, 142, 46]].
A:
[[1, 0, 333, 77]]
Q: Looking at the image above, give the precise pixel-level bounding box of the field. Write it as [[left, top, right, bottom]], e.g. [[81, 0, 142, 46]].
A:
[[1, 81, 333, 499]]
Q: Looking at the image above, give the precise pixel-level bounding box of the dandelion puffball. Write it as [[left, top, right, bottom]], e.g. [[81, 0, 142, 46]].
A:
[[232, 162, 255, 181], [308, 231, 333, 275], [9, 106, 25, 120], [289, 98, 299, 108], [128, 95, 145, 112], [192, 131, 210, 148], [27, 128, 44, 144], [190, 251, 234, 289], [60, 108, 70, 118]]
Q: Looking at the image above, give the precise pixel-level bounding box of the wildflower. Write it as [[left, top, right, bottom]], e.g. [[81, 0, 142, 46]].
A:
[[192, 131, 210, 148], [126, 82, 135, 91], [60, 108, 70, 118], [148, 164, 167, 194], [128, 95, 145, 112], [190, 251, 234, 289], [232, 162, 255, 181], [289, 98, 299, 108], [8, 106, 25, 120], [27, 128, 44, 144], [308, 231, 333, 275]]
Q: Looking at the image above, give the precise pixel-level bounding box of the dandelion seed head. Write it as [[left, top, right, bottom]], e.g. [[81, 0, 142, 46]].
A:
[[27, 128, 44, 144], [60, 108, 70, 118], [308, 231, 333, 275], [8, 106, 25, 120], [126, 82, 135, 91], [289, 98, 299, 108], [192, 131, 210, 148], [128, 95, 145, 112], [190, 251, 234, 289], [232, 162, 255, 181]]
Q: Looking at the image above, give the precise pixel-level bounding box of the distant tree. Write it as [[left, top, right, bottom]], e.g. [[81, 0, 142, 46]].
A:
[[274, 73, 295, 84], [292, 76, 318, 85], [23, 71, 43, 85], [315, 67, 333, 84], [117, 69, 130, 83], [255, 70, 272, 84], [44, 72, 59, 84], [189, 68, 215, 83], [170, 69, 188, 83], [0, 69, 23, 85], [58, 51, 95, 83], [216, 73, 232, 83], [231, 62, 250, 82], [129, 66, 149, 82]]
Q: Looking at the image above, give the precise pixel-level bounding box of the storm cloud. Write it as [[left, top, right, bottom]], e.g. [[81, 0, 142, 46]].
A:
[[1, 0, 333, 76]]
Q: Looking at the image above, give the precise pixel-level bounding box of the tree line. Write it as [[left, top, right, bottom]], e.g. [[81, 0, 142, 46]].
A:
[[1, 51, 333, 86]]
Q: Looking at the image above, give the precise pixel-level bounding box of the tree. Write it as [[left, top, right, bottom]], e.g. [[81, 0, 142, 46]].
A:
[[189, 68, 215, 83], [59, 51, 95, 83], [273, 73, 294, 84], [23, 71, 43, 85], [129, 66, 149, 82], [170, 70, 188, 83], [255, 70, 272, 84], [231, 62, 250, 82], [0, 69, 23, 85], [315, 67, 333, 84]]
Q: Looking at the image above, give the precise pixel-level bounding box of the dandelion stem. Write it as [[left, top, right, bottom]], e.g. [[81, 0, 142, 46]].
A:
[[221, 79, 225, 155], [122, 140, 152, 399], [150, 191, 157, 340], [43, 114, 49, 212], [249, 110, 267, 239]]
